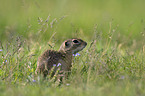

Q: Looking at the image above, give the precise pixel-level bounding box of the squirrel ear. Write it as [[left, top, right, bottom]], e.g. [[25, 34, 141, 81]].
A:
[[65, 41, 69, 47]]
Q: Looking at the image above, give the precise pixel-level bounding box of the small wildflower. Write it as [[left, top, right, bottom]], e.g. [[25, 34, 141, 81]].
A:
[[66, 83, 70, 86], [29, 61, 32, 65], [0, 49, 3, 51], [57, 63, 61, 67], [3, 60, 7, 64], [53, 64, 56, 66], [120, 76, 125, 79], [33, 80, 36, 82], [27, 65, 30, 68], [73, 53, 80, 57]]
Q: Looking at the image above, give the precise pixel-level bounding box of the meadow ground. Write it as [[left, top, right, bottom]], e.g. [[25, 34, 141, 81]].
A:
[[0, 0, 145, 96]]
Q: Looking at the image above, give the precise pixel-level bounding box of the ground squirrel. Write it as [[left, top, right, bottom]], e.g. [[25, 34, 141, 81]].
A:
[[35, 38, 87, 77]]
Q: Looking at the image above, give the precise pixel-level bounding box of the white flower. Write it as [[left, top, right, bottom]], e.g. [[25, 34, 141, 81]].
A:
[[0, 49, 3, 51], [57, 63, 61, 67], [66, 83, 70, 86]]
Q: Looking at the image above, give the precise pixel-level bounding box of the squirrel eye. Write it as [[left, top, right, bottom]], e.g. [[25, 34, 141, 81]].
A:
[[73, 40, 79, 43]]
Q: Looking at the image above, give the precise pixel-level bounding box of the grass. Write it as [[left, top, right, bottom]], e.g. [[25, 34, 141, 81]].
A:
[[0, 0, 145, 96], [0, 27, 144, 96]]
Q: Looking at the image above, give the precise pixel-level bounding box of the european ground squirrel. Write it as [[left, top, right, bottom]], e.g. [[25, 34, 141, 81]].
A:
[[35, 38, 87, 77]]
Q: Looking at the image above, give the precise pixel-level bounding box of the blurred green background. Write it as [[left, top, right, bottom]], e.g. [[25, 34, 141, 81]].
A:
[[0, 0, 145, 49]]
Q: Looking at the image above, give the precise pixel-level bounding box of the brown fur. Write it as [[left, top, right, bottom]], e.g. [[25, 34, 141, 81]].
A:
[[35, 38, 87, 77]]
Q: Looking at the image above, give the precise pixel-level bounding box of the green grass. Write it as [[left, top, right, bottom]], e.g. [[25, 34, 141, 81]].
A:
[[0, 0, 145, 96]]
